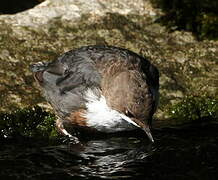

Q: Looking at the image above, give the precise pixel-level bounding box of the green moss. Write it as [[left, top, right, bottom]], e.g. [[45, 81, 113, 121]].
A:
[[0, 106, 58, 139], [198, 13, 218, 39], [168, 96, 218, 124], [46, 13, 153, 48], [151, 0, 218, 40]]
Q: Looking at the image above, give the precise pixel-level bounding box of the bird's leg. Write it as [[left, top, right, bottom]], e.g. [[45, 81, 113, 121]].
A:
[[56, 118, 72, 137], [56, 118, 80, 144]]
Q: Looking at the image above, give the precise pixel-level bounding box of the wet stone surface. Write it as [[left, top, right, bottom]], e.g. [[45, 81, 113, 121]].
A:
[[0, 123, 217, 180]]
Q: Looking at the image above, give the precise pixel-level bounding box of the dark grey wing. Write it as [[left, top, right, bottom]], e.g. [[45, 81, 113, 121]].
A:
[[48, 55, 101, 94]]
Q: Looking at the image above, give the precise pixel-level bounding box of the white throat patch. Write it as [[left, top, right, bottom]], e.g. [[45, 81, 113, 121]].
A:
[[83, 89, 139, 133]]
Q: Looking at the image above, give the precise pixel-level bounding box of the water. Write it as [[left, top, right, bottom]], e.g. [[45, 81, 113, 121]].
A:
[[0, 123, 218, 180]]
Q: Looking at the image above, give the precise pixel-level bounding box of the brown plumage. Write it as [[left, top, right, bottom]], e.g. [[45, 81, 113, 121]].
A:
[[66, 109, 87, 126]]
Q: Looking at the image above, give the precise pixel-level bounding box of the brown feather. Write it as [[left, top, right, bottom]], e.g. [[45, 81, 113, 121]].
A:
[[99, 60, 154, 128], [65, 109, 87, 126]]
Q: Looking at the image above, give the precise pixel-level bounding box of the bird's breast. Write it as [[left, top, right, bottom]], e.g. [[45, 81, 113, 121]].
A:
[[63, 89, 139, 133]]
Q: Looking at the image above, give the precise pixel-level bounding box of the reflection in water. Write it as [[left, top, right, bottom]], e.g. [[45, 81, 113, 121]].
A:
[[0, 124, 218, 179], [70, 137, 155, 179]]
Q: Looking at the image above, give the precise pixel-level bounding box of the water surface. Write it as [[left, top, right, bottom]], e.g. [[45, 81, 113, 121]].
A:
[[0, 123, 217, 180]]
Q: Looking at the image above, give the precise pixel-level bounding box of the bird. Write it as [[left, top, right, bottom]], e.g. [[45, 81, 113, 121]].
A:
[[30, 45, 159, 142]]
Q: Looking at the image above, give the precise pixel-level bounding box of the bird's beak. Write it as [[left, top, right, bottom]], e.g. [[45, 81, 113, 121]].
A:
[[143, 126, 154, 143], [123, 118, 154, 143]]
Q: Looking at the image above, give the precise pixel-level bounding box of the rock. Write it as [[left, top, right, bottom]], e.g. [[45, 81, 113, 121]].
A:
[[0, 0, 217, 121], [0, 0, 158, 27]]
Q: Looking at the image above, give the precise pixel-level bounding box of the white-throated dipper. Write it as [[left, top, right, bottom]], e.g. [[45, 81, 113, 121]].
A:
[[30, 45, 159, 142]]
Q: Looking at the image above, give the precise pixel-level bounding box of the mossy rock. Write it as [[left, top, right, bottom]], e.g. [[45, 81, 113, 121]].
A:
[[0, 1, 217, 125], [151, 0, 218, 40], [198, 13, 218, 40], [168, 96, 218, 124], [0, 106, 58, 139]]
